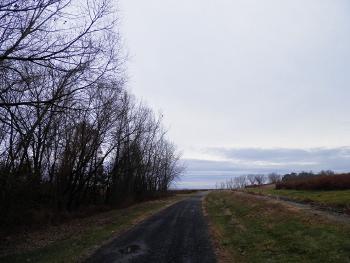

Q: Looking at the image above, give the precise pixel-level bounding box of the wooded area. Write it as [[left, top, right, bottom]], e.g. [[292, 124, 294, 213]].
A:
[[0, 0, 182, 225]]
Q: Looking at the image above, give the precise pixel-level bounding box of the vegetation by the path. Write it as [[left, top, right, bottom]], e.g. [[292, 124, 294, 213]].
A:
[[0, 195, 187, 263], [276, 173, 350, 191], [0, 0, 183, 228], [246, 188, 350, 212], [205, 191, 350, 263]]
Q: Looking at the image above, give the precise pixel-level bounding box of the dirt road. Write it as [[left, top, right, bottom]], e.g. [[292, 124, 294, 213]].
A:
[[243, 191, 350, 224], [86, 192, 216, 263]]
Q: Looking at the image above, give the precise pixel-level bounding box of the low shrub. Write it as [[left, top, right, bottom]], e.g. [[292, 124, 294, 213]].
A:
[[276, 173, 350, 190]]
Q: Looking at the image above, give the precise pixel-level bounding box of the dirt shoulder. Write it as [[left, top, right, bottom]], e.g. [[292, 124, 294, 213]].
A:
[[243, 190, 350, 224], [246, 188, 350, 214]]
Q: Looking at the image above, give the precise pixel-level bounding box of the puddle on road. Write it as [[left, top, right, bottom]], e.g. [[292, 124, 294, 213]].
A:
[[119, 244, 140, 255]]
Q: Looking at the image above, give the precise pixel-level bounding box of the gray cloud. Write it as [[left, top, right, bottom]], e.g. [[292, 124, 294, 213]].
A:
[[207, 147, 350, 163]]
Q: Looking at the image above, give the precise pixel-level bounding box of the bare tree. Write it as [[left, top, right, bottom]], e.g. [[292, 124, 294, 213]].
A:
[[234, 175, 247, 189], [0, 0, 121, 108], [0, 1, 183, 221], [254, 174, 265, 185], [226, 178, 235, 190], [247, 174, 257, 186], [268, 173, 282, 184]]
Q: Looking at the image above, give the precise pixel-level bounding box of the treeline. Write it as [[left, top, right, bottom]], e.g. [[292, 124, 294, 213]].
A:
[[276, 171, 350, 190], [0, 0, 182, 224], [215, 173, 282, 190], [216, 170, 350, 191]]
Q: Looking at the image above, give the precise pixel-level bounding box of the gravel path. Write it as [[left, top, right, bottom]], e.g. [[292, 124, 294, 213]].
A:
[[86, 192, 216, 263], [242, 191, 350, 224]]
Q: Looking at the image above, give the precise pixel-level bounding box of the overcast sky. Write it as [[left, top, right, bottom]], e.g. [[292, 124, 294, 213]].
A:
[[118, 0, 350, 188]]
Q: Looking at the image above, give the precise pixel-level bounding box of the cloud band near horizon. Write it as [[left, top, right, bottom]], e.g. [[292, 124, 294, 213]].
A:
[[175, 146, 350, 189]]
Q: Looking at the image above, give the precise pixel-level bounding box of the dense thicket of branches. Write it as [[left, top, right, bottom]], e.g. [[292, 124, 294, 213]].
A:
[[276, 171, 350, 190], [0, 0, 182, 222]]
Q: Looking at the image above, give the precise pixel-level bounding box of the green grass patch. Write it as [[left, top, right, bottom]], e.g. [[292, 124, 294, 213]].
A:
[[0, 196, 185, 263], [247, 188, 350, 210], [206, 191, 350, 263]]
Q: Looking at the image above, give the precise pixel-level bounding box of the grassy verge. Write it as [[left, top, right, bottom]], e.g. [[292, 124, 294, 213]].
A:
[[246, 188, 350, 211], [0, 195, 187, 263], [205, 191, 350, 263]]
